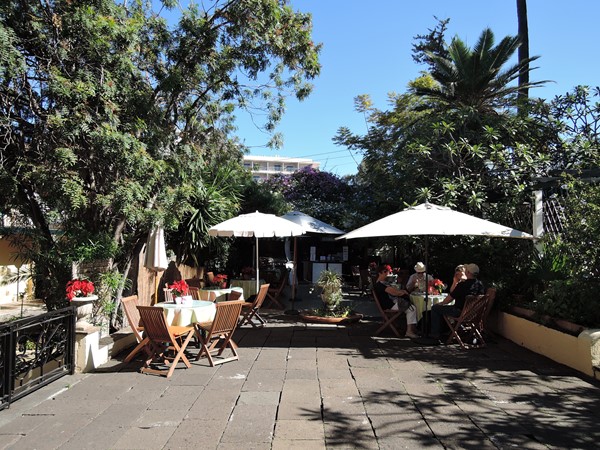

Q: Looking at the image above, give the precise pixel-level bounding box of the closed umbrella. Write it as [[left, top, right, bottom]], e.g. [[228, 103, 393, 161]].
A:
[[144, 225, 168, 304], [209, 211, 306, 293]]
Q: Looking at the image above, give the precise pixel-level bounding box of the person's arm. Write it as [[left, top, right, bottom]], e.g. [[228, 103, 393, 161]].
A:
[[449, 272, 466, 291], [438, 293, 454, 305], [406, 275, 416, 292], [385, 285, 408, 297]]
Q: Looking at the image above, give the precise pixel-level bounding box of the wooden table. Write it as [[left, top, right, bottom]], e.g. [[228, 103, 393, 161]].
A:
[[155, 300, 216, 326]]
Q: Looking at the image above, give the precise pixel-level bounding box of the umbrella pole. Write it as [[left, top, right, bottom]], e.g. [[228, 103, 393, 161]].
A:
[[414, 236, 440, 346], [255, 236, 260, 294], [286, 236, 300, 315], [153, 272, 159, 306], [423, 236, 429, 336]]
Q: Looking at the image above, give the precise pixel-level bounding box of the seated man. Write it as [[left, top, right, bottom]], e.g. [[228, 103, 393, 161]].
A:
[[430, 263, 485, 339], [374, 265, 419, 338]]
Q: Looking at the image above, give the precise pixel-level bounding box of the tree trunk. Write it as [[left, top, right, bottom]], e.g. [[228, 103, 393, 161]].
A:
[[516, 0, 530, 108]]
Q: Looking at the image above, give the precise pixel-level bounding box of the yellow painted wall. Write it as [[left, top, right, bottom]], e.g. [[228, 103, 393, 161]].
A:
[[493, 311, 600, 379]]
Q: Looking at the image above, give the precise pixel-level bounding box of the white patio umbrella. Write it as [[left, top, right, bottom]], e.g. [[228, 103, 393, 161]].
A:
[[209, 211, 306, 293], [144, 225, 168, 304], [336, 202, 534, 338], [280, 211, 344, 312], [281, 211, 344, 235], [338, 202, 534, 241]]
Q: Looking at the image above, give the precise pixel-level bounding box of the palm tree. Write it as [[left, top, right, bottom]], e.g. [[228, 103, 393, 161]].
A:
[[516, 0, 530, 107], [414, 28, 544, 114]]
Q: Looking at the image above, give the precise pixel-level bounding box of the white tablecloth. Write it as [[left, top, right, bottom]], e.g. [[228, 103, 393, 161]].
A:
[[229, 279, 265, 299], [410, 294, 450, 321], [198, 286, 244, 302], [155, 300, 216, 326]]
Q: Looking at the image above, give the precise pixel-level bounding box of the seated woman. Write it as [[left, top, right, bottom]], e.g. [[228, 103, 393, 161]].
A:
[[374, 265, 419, 339], [449, 264, 467, 292], [406, 262, 435, 293]]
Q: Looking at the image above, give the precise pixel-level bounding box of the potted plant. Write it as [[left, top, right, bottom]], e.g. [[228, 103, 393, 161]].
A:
[[66, 278, 97, 326], [300, 270, 362, 324]]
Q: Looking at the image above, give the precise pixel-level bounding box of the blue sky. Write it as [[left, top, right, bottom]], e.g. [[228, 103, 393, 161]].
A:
[[234, 0, 600, 176]]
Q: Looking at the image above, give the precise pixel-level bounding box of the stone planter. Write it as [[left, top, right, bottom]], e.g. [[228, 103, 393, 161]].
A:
[[300, 312, 363, 325], [71, 295, 98, 327]]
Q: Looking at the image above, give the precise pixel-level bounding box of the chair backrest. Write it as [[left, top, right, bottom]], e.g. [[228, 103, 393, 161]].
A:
[[228, 289, 243, 301], [163, 287, 174, 303], [482, 287, 497, 330], [371, 287, 388, 316], [198, 289, 217, 302], [189, 286, 200, 300], [269, 273, 287, 295], [121, 295, 142, 339], [253, 283, 270, 309], [208, 300, 245, 336], [460, 294, 489, 325], [137, 306, 172, 343]]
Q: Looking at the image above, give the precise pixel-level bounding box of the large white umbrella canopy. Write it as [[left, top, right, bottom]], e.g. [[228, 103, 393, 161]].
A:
[[337, 202, 533, 339], [280, 211, 344, 305], [209, 211, 306, 292], [144, 225, 168, 303], [337, 202, 534, 240], [281, 211, 344, 235]]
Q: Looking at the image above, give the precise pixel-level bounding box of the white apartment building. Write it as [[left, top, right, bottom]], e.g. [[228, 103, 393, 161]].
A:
[[243, 155, 320, 181]]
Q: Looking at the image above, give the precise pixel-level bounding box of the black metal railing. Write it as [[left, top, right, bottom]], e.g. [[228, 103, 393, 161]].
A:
[[1, 306, 75, 410]]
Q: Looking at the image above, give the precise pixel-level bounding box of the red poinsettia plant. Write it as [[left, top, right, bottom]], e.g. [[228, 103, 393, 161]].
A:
[[169, 280, 189, 297], [428, 278, 446, 295], [66, 279, 95, 301], [212, 274, 228, 287]]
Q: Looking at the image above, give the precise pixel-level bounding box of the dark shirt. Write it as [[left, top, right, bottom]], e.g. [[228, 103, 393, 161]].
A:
[[450, 278, 485, 310], [374, 281, 395, 310]]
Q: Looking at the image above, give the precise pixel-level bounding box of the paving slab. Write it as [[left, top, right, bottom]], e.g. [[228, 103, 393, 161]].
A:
[[2, 295, 600, 449]]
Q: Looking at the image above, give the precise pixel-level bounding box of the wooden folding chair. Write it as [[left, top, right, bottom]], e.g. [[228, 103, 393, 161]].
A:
[[372, 288, 403, 337], [443, 294, 489, 349], [239, 284, 270, 327], [265, 272, 286, 309], [195, 300, 245, 366], [481, 287, 497, 335], [121, 295, 152, 363], [189, 286, 201, 300], [136, 306, 195, 378], [197, 289, 217, 302]]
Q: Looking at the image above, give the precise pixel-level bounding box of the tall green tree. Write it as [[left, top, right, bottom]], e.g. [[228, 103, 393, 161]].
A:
[[413, 28, 544, 114], [0, 0, 320, 306]]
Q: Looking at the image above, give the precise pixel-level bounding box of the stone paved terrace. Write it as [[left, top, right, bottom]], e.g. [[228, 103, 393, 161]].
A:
[[1, 288, 600, 449]]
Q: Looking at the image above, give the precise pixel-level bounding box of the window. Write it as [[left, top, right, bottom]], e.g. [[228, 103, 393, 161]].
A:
[[274, 164, 282, 171], [285, 165, 295, 172]]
